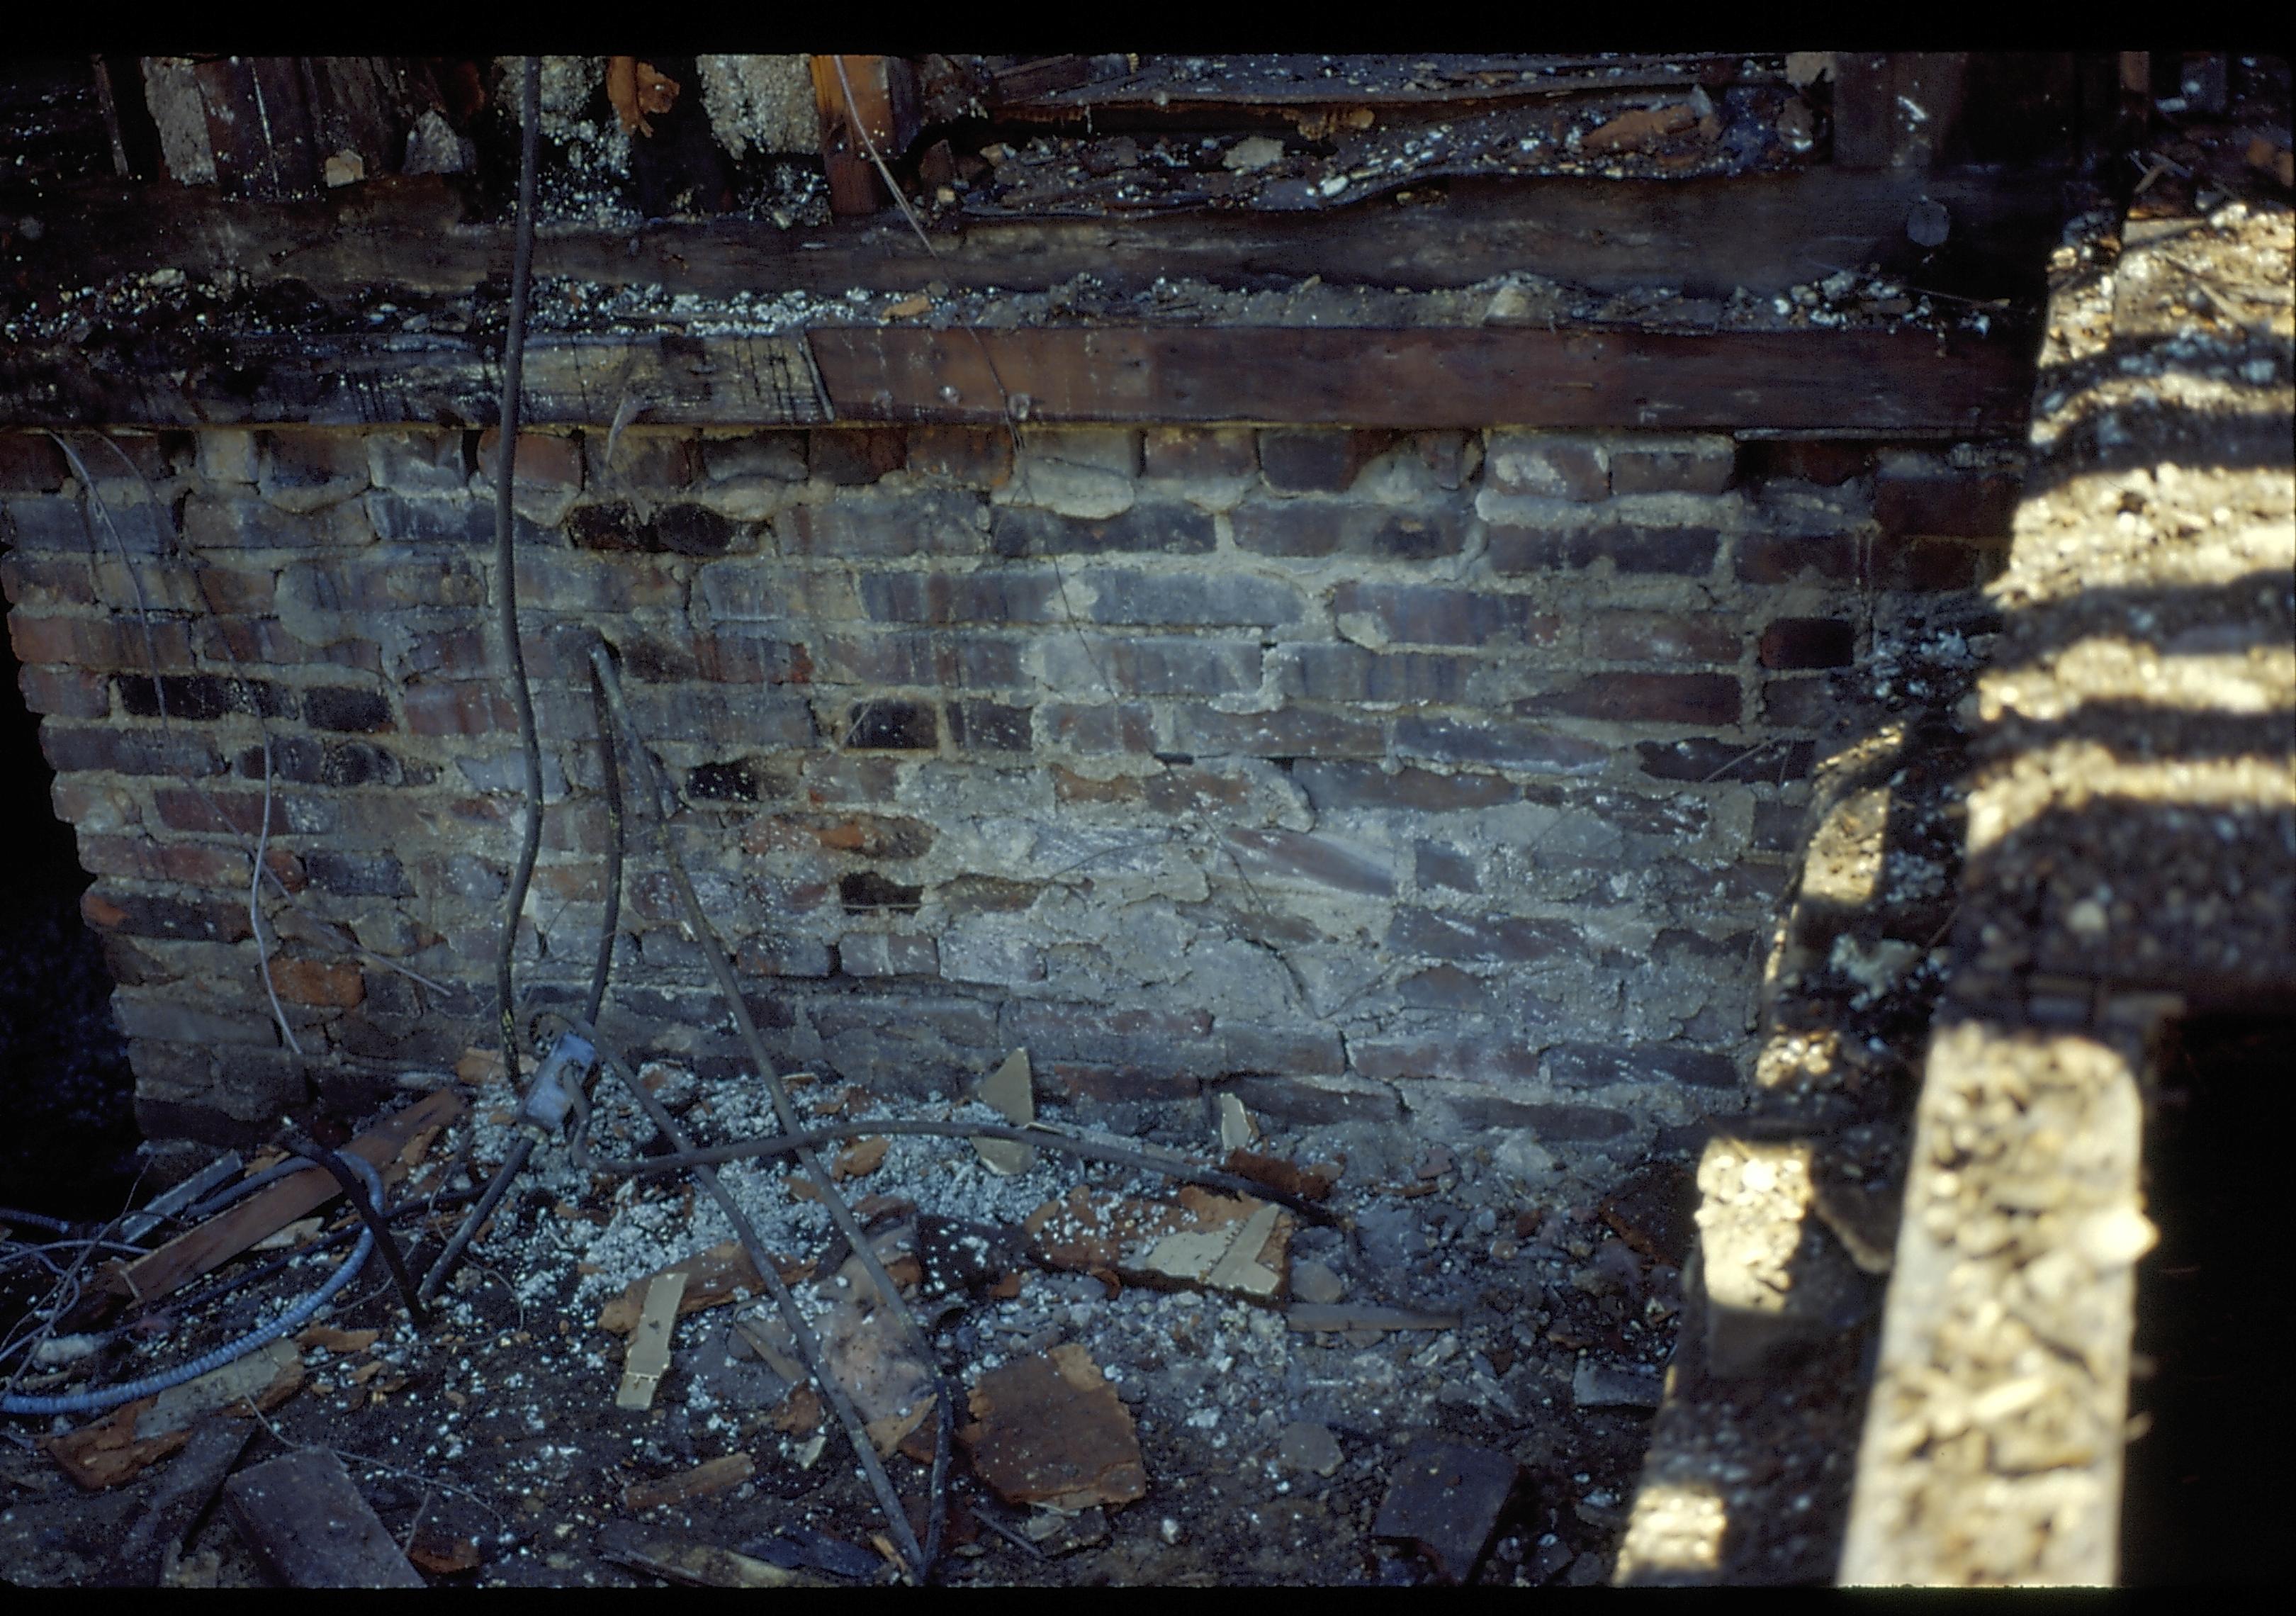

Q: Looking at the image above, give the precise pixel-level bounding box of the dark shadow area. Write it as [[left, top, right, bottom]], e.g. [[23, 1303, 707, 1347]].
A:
[[0, 597, 140, 1218], [2122, 1012, 2296, 1586]]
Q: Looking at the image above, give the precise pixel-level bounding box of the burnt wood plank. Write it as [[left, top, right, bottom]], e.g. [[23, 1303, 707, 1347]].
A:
[[222, 1449, 424, 1588], [96, 1089, 463, 1313], [0, 324, 2027, 433], [809, 325, 2030, 432], [6, 165, 2064, 306]]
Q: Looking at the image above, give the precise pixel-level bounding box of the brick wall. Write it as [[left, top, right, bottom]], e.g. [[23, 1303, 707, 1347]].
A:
[[0, 422, 2018, 1167]]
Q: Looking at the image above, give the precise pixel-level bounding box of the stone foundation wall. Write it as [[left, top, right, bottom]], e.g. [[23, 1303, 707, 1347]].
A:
[[0, 421, 2020, 1167]]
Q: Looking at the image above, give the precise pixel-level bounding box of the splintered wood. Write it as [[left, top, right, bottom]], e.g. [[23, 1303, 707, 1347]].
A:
[[41, 1340, 304, 1491], [960, 1344, 1147, 1510], [1024, 1184, 1293, 1300]]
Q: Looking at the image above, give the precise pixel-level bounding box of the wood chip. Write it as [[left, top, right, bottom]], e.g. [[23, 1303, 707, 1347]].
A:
[[833, 1136, 891, 1180], [973, 1049, 1037, 1175], [296, 1326, 379, 1354], [960, 1344, 1146, 1510], [597, 1241, 803, 1335], [615, 1271, 687, 1411], [621, 1452, 755, 1514]]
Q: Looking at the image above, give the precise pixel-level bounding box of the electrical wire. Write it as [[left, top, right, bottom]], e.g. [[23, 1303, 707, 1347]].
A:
[[1, 1152, 385, 1418]]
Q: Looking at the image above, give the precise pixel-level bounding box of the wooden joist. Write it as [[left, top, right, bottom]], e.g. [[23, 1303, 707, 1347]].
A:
[[4, 166, 2064, 308], [0, 322, 2027, 433]]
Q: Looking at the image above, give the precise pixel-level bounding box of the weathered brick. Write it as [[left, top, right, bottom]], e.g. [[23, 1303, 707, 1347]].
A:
[[1042, 1063, 1203, 1104], [475, 429, 583, 490], [1, 553, 90, 607], [1257, 429, 1388, 493], [1144, 426, 1256, 481], [697, 564, 859, 623], [116, 994, 279, 1047], [303, 686, 394, 733], [364, 428, 468, 493], [403, 681, 515, 736], [1396, 965, 1496, 1011], [1413, 841, 1478, 892], [651, 504, 736, 557], [184, 495, 370, 549], [1485, 431, 1609, 500], [196, 428, 259, 486], [838, 871, 923, 914], [1867, 534, 1990, 590], [801, 756, 901, 805], [991, 503, 1213, 557], [0, 432, 68, 492], [156, 784, 335, 837], [1392, 714, 1608, 775], [1230, 501, 1467, 561], [257, 430, 371, 512], [1387, 907, 1580, 963], [947, 700, 1031, 751], [1349, 1035, 1541, 1085], [1762, 675, 1872, 729], [1082, 568, 1302, 627], [837, 933, 939, 977], [735, 935, 835, 978], [18, 666, 110, 717], [1515, 671, 1741, 725], [907, 425, 1011, 488], [1215, 1025, 1347, 1077], [1222, 828, 1393, 896], [814, 631, 1023, 689], [587, 430, 699, 490], [1039, 702, 1153, 753], [1487, 523, 1718, 576], [285, 555, 485, 615], [304, 851, 413, 897], [1457, 1097, 1633, 1140], [1735, 529, 1855, 584], [701, 431, 809, 483], [1545, 1042, 1738, 1089], [624, 686, 817, 748], [1751, 797, 1806, 852], [1609, 435, 1738, 495], [80, 887, 252, 943], [1759, 617, 1857, 669], [1168, 705, 1385, 759], [1227, 1074, 1398, 1124], [117, 673, 291, 722], [1741, 439, 1873, 487], [1042, 636, 1259, 697], [79, 835, 252, 889], [859, 570, 1063, 624], [1584, 610, 1741, 664], [1636, 737, 1814, 783], [6, 493, 161, 551], [1293, 761, 1515, 812], [690, 757, 782, 802], [1874, 451, 2020, 537], [1329, 581, 1559, 648], [938, 921, 1045, 987], [748, 812, 935, 860], [510, 552, 685, 612], [1414, 430, 1478, 490], [1283, 645, 1473, 705], [784, 490, 985, 559], [361, 493, 510, 546], [41, 726, 223, 778], [845, 697, 938, 750], [808, 427, 907, 484], [269, 956, 365, 1008]]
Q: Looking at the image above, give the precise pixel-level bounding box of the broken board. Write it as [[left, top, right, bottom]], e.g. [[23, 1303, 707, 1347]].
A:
[[221, 1447, 423, 1588]]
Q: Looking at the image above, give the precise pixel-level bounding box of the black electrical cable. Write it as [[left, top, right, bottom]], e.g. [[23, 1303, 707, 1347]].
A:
[[419, 55, 546, 1310], [278, 1138, 427, 1328], [493, 52, 547, 1113], [167, 1187, 480, 1321]]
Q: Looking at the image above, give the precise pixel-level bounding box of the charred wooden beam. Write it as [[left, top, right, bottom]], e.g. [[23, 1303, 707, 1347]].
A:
[[811, 55, 921, 215], [5, 165, 2065, 309], [0, 323, 2029, 434]]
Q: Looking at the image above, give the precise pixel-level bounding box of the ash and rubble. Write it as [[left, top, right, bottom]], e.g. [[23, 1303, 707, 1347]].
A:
[[4, 1036, 1712, 1587]]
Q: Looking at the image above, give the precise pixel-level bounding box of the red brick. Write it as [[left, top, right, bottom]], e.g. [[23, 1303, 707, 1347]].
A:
[[1, 554, 95, 608], [586, 430, 698, 490], [403, 682, 516, 736], [270, 955, 365, 1008], [1039, 702, 1153, 753], [908, 425, 1012, 488], [1485, 432, 1609, 500], [1609, 437, 1738, 495], [1524, 666, 1735, 720], [1052, 765, 1146, 806], [808, 427, 906, 485], [1293, 761, 1516, 812], [475, 430, 584, 490], [1874, 452, 2021, 537], [1867, 534, 1992, 590], [1743, 439, 1873, 486], [786, 490, 988, 560], [41, 726, 223, 778], [1144, 427, 1256, 481], [1758, 618, 1857, 669], [1168, 705, 1386, 760], [1584, 610, 1741, 663], [79, 887, 252, 943], [1488, 523, 1718, 576], [1387, 907, 1581, 964], [0, 432, 69, 492], [1041, 1062, 1203, 1103], [1735, 530, 1857, 585], [1329, 581, 1560, 648], [154, 787, 288, 837], [9, 613, 193, 671], [17, 665, 109, 717], [812, 631, 1023, 689], [1259, 430, 1390, 493]]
